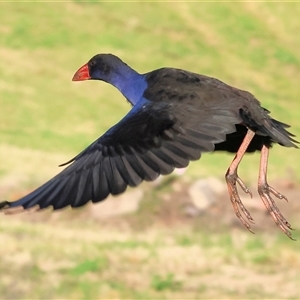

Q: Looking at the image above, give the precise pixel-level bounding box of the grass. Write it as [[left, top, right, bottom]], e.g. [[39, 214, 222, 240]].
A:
[[0, 2, 300, 185], [1, 2, 300, 299], [1, 217, 300, 299]]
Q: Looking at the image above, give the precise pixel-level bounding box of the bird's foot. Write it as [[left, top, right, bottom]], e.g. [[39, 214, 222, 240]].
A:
[[226, 171, 255, 233], [258, 183, 295, 240]]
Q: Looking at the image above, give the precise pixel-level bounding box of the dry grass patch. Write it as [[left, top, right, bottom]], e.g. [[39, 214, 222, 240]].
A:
[[1, 216, 300, 299]]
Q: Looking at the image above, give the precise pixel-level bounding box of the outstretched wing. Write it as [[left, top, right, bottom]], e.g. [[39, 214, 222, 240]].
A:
[[1, 91, 242, 211]]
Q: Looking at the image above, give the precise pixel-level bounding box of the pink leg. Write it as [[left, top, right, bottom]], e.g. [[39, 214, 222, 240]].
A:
[[258, 145, 294, 240], [225, 129, 255, 233]]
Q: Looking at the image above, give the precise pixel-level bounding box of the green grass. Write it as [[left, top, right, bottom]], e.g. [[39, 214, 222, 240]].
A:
[[1, 3, 300, 299], [1, 217, 300, 299], [0, 2, 300, 185], [151, 273, 182, 291]]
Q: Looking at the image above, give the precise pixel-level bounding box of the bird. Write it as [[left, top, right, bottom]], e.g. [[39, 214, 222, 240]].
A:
[[0, 54, 298, 239]]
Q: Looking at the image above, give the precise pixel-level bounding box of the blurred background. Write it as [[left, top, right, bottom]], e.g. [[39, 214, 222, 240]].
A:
[[0, 2, 300, 299]]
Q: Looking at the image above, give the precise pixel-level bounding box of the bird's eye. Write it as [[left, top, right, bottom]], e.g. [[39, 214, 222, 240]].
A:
[[90, 60, 96, 67]]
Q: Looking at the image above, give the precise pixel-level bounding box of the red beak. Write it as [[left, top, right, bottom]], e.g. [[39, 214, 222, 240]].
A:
[[72, 63, 91, 81]]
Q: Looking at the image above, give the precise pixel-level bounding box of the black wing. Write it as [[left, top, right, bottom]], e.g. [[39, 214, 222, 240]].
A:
[[0, 94, 241, 211]]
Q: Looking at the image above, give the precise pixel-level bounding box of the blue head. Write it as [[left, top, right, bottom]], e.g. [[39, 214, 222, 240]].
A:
[[73, 53, 147, 105]]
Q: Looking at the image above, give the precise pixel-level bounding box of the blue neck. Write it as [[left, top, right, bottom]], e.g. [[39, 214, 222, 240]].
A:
[[110, 64, 147, 105], [109, 66, 147, 106]]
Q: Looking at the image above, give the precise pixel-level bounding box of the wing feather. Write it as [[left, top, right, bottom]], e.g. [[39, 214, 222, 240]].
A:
[[2, 88, 242, 211]]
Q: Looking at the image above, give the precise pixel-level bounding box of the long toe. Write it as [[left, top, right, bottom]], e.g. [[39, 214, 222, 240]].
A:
[[258, 183, 294, 239], [226, 172, 255, 231]]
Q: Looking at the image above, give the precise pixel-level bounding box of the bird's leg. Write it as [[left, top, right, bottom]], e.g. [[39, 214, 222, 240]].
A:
[[258, 145, 295, 240], [225, 129, 255, 232]]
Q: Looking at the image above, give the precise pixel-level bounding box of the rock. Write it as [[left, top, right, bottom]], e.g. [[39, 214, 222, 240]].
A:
[[188, 177, 225, 211], [88, 189, 144, 219], [183, 203, 201, 217]]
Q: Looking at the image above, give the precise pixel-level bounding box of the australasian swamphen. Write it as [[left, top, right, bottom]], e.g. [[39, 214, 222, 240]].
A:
[[0, 54, 298, 239]]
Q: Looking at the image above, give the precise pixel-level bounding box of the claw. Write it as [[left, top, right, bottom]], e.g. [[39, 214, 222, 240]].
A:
[[224, 129, 294, 239], [225, 130, 257, 233], [226, 171, 255, 231], [268, 186, 288, 202], [258, 145, 294, 240], [236, 177, 253, 198]]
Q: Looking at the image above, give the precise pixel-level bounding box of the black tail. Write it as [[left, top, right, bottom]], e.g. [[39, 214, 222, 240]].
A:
[[266, 118, 298, 148], [239, 107, 298, 148]]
